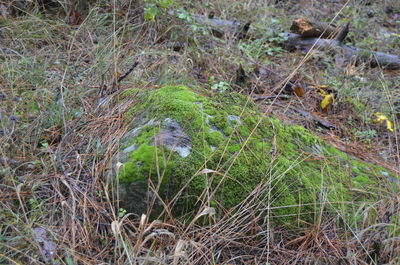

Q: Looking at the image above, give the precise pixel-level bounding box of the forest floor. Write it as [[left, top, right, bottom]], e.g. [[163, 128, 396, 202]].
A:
[[0, 0, 399, 264]]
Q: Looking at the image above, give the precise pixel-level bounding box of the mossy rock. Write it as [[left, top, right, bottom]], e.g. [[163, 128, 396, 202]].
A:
[[116, 85, 398, 226]]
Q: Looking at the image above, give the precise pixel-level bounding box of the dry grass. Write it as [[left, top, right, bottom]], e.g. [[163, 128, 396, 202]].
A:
[[0, 0, 399, 264]]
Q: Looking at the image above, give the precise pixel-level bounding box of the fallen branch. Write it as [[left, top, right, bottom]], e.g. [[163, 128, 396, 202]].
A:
[[107, 61, 139, 95], [191, 13, 250, 39], [284, 33, 400, 69], [251, 95, 338, 130], [192, 13, 241, 30], [190, 14, 400, 70], [117, 61, 139, 83], [251, 94, 290, 101], [294, 108, 338, 130], [272, 102, 338, 130]]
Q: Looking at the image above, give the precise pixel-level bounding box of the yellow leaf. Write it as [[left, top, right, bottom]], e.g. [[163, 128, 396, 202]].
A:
[[321, 94, 333, 110], [386, 120, 394, 132], [374, 112, 394, 132], [318, 89, 327, 96], [114, 71, 121, 79], [373, 112, 387, 122], [316, 85, 329, 96]]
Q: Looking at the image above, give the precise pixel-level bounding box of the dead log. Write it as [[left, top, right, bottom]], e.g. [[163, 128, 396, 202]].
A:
[[189, 14, 400, 70], [191, 13, 250, 39], [170, 11, 250, 39], [290, 18, 339, 39], [284, 32, 400, 69], [191, 13, 241, 30]]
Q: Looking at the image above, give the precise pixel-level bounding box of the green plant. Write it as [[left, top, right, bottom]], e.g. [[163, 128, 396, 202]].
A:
[[176, 8, 208, 35], [239, 39, 265, 60], [118, 208, 127, 217], [144, 4, 158, 21], [144, 0, 175, 21], [239, 29, 287, 60], [353, 129, 377, 143], [209, 76, 231, 93]]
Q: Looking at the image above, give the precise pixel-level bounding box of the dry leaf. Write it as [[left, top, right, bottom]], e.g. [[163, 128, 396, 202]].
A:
[[317, 85, 329, 94], [194, 168, 217, 176], [321, 94, 334, 110], [386, 120, 394, 132], [173, 239, 187, 265], [111, 220, 120, 236], [294, 86, 305, 97], [67, 9, 82, 25], [197, 206, 216, 218], [374, 113, 394, 132]]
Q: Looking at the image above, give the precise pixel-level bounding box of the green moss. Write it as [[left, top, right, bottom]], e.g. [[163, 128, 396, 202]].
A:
[[119, 85, 398, 227], [206, 131, 224, 146], [209, 114, 233, 135], [237, 124, 251, 136], [119, 144, 163, 184], [118, 124, 168, 185]]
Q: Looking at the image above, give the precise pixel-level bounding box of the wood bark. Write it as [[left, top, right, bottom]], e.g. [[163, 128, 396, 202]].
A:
[[290, 18, 339, 39]]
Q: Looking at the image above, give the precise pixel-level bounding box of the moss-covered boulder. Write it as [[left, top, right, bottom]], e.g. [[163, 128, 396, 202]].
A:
[[116, 85, 397, 225]]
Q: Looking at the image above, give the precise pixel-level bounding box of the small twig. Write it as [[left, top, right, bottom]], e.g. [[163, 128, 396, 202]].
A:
[[251, 95, 290, 101], [108, 61, 139, 95], [117, 61, 139, 83], [271, 102, 338, 130]]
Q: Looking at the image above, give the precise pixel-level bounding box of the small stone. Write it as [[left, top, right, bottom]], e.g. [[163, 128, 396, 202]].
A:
[[381, 171, 389, 176], [9, 115, 19, 123], [12, 96, 22, 102], [0, 92, 6, 101]]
